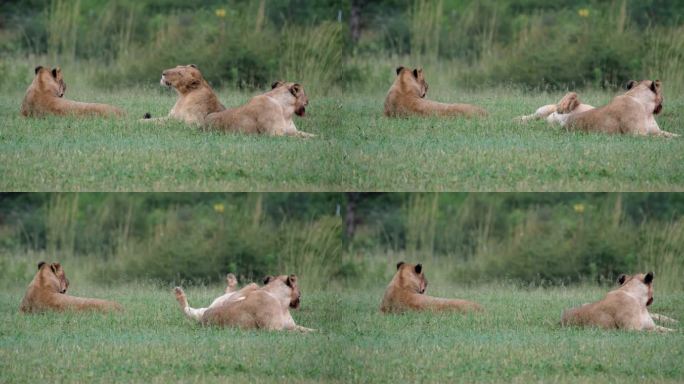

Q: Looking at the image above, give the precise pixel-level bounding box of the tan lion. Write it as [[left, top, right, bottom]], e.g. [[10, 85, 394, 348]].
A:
[[204, 81, 314, 137], [515, 92, 594, 123], [519, 80, 678, 137], [384, 67, 487, 118], [20, 66, 124, 118], [174, 274, 314, 332], [143, 64, 225, 124], [19, 261, 123, 313], [174, 273, 259, 321], [561, 272, 675, 332], [380, 262, 484, 314]]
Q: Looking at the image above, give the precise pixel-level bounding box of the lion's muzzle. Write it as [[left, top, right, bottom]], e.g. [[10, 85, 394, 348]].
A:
[[295, 106, 306, 117], [647, 297, 653, 306]]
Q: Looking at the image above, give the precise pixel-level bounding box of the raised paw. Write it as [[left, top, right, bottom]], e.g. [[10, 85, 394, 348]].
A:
[[557, 92, 581, 114]]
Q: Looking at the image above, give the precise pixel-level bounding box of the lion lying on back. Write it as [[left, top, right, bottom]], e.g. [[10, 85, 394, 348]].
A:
[[518, 80, 678, 137], [561, 272, 677, 332], [380, 262, 483, 314], [20, 261, 122, 313], [384, 67, 487, 118], [174, 273, 314, 332], [204, 81, 314, 137], [21, 66, 124, 118]]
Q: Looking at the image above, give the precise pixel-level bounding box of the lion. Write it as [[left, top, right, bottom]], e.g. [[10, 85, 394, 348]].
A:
[[383, 67, 487, 118], [380, 262, 484, 314], [20, 66, 124, 118], [204, 81, 314, 137], [142, 64, 225, 124], [174, 273, 259, 321], [19, 261, 123, 313], [561, 272, 675, 332], [519, 80, 678, 137], [174, 274, 314, 332], [515, 92, 594, 123]]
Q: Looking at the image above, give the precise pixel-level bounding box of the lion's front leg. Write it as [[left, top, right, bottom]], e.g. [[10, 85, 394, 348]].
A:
[[651, 313, 679, 324], [174, 287, 206, 322]]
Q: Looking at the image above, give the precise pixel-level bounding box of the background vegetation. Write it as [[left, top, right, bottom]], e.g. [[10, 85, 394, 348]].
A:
[[1, 0, 684, 94], [2, 193, 683, 292]]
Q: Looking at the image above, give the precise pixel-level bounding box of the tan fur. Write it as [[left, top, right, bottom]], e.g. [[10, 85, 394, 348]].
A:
[[515, 92, 595, 123], [144, 64, 225, 124], [384, 67, 487, 118], [561, 80, 677, 137], [380, 262, 484, 314], [19, 261, 122, 313], [20, 66, 123, 118], [204, 81, 314, 137], [561, 272, 674, 332], [175, 274, 314, 332]]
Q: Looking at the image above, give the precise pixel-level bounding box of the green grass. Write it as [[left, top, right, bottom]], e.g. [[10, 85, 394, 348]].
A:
[[1, 282, 682, 383], [1, 86, 683, 191]]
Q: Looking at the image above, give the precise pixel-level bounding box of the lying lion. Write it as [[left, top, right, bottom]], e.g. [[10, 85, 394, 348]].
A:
[[20, 66, 124, 118], [20, 261, 123, 313], [518, 80, 678, 137], [174, 274, 314, 332], [380, 262, 484, 314], [143, 64, 225, 124], [384, 67, 487, 118], [561, 272, 676, 332], [204, 81, 314, 137]]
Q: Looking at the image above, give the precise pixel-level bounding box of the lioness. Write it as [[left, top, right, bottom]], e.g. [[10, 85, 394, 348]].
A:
[[561, 272, 674, 332], [384, 67, 487, 118], [380, 262, 484, 314], [204, 81, 314, 137], [516, 92, 594, 124], [143, 64, 225, 124], [174, 274, 314, 332], [19, 261, 123, 313], [20, 66, 124, 117], [519, 80, 678, 137], [174, 273, 259, 321]]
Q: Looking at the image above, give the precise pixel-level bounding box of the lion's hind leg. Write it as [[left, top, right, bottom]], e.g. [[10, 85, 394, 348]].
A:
[[174, 287, 207, 322], [651, 313, 679, 324], [515, 104, 557, 123], [556, 92, 581, 114]]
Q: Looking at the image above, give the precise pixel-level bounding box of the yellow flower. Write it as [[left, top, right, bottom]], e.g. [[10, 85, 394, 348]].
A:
[[578, 8, 590, 18], [215, 8, 226, 18], [213, 203, 225, 213], [573, 203, 585, 214]]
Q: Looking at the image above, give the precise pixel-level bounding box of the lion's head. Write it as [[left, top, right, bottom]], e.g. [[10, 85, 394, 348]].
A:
[[395, 261, 428, 294], [264, 274, 301, 309], [395, 66, 428, 98], [36, 261, 69, 294], [160, 64, 205, 94], [626, 80, 663, 115], [272, 81, 309, 117], [618, 272, 654, 306], [34, 66, 66, 98]]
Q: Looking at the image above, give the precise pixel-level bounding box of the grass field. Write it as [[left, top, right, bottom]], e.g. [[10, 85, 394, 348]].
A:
[[1, 282, 682, 383], [1, 86, 683, 191]]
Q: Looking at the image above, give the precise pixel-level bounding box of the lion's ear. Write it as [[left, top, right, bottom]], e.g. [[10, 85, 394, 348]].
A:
[[35, 66, 43, 74], [412, 69, 419, 78], [286, 274, 297, 287], [50, 263, 60, 273], [51, 68, 58, 78], [414, 264, 422, 274], [644, 272, 654, 284], [271, 81, 284, 89], [188, 64, 198, 69], [650, 80, 659, 92], [617, 274, 627, 285], [396, 261, 405, 270], [395, 66, 404, 75], [37, 261, 46, 270], [263, 275, 274, 285], [625, 80, 637, 90], [289, 83, 302, 97]]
